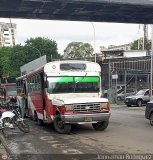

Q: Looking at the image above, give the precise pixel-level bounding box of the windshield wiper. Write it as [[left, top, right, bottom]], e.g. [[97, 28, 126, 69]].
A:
[[75, 73, 87, 83]]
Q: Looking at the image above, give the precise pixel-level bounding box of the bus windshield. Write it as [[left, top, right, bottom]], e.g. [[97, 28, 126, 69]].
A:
[[47, 76, 100, 94]]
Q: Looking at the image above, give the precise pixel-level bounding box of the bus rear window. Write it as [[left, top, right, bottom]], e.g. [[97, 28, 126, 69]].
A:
[[60, 63, 86, 70]]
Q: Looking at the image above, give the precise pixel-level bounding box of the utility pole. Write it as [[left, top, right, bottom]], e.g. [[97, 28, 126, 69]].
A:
[[137, 24, 140, 50], [143, 24, 148, 50], [91, 22, 96, 63], [150, 25, 153, 100]]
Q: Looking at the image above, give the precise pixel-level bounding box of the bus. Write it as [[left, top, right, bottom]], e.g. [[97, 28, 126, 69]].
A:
[[16, 60, 110, 133]]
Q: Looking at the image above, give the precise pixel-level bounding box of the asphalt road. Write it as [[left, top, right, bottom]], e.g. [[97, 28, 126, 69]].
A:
[[2, 104, 153, 160]]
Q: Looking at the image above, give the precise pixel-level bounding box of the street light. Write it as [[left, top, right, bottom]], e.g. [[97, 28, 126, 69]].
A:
[[27, 45, 41, 58], [90, 22, 96, 63]]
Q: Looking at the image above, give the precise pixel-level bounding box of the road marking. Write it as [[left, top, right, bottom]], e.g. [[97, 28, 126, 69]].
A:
[[52, 143, 68, 148], [40, 136, 54, 141], [62, 149, 83, 154], [40, 135, 83, 154], [47, 141, 59, 144]]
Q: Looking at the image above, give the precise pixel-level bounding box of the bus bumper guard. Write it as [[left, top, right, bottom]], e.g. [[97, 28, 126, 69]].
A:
[[61, 112, 111, 124]]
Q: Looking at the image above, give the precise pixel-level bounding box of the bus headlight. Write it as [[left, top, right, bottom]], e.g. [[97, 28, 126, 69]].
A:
[[100, 103, 108, 109], [100, 102, 110, 111], [64, 104, 74, 111]]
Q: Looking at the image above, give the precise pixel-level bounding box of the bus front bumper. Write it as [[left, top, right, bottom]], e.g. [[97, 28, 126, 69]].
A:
[[61, 112, 111, 124]]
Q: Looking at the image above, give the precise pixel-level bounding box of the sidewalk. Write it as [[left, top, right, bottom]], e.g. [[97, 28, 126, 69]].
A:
[[110, 103, 146, 111], [0, 134, 11, 160], [110, 103, 125, 108], [0, 144, 8, 160]]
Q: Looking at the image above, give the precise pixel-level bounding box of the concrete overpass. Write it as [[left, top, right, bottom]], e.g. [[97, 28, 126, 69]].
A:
[[0, 0, 153, 23]]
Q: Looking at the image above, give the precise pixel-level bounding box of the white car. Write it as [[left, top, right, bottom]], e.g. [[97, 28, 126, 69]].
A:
[[117, 89, 135, 101], [125, 89, 151, 107]]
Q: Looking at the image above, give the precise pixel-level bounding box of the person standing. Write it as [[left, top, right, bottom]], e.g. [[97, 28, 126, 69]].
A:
[[17, 91, 25, 118]]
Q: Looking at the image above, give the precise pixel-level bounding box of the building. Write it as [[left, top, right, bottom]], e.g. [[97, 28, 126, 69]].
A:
[[0, 22, 18, 47], [100, 43, 132, 54], [107, 43, 132, 51]]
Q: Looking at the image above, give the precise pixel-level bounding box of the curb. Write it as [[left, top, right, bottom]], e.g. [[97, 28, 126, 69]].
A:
[[110, 103, 146, 111], [0, 134, 11, 156]]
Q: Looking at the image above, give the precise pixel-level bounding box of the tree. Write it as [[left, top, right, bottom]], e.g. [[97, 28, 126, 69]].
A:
[[9, 45, 28, 79], [25, 37, 61, 62], [131, 38, 151, 51], [0, 37, 61, 82], [63, 42, 93, 59], [0, 47, 11, 82], [0, 45, 27, 82]]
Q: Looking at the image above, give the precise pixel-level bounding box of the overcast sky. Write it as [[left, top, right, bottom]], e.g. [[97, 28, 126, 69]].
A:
[[0, 18, 151, 54]]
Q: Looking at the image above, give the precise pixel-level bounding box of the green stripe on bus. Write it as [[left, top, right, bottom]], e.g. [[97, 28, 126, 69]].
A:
[[48, 77, 99, 83], [75, 77, 99, 82]]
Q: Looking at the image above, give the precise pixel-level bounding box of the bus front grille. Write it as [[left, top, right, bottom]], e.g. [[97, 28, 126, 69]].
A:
[[73, 103, 101, 112]]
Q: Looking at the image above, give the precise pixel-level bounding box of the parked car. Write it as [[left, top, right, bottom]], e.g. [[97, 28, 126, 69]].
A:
[[0, 83, 17, 102], [145, 100, 153, 126], [117, 89, 136, 101], [117, 85, 125, 93], [124, 89, 151, 107]]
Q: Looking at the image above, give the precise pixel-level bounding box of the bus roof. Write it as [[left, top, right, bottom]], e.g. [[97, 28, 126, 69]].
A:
[[16, 60, 101, 79], [44, 60, 101, 73]]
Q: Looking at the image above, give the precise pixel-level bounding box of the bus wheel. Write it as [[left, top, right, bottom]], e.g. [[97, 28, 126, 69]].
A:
[[54, 115, 71, 134], [92, 120, 109, 131]]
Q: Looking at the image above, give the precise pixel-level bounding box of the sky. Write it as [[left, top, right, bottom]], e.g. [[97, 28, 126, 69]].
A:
[[0, 18, 151, 54]]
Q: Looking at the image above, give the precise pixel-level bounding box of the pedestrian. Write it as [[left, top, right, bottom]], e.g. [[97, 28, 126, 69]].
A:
[[17, 91, 25, 118]]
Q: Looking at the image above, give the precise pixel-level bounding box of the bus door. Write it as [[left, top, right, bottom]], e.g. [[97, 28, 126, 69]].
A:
[[23, 80, 28, 114], [40, 73, 46, 118]]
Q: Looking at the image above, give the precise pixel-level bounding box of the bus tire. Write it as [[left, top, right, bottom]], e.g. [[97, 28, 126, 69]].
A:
[[54, 114, 71, 134], [92, 120, 109, 131]]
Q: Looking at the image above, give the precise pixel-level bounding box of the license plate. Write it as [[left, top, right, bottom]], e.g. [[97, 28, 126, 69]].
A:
[[84, 117, 92, 122]]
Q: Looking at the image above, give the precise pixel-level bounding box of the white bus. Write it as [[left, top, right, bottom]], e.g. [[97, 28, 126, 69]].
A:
[[16, 60, 110, 134]]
